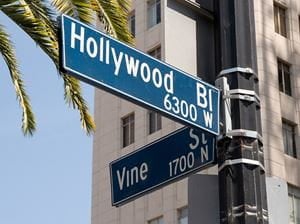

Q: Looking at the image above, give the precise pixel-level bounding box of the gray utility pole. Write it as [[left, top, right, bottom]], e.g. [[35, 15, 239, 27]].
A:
[[214, 0, 269, 223]]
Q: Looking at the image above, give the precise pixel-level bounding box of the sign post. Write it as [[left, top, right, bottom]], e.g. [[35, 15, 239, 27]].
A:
[[59, 15, 220, 135], [215, 0, 268, 223], [110, 127, 216, 206]]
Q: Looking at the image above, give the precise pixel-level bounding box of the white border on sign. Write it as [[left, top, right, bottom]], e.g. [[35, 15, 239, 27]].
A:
[[61, 14, 220, 136], [109, 127, 216, 206]]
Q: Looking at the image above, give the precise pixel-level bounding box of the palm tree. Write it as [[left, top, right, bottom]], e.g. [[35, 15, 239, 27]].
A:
[[0, 0, 133, 136]]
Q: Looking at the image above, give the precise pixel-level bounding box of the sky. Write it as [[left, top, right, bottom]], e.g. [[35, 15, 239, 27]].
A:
[[0, 13, 94, 224]]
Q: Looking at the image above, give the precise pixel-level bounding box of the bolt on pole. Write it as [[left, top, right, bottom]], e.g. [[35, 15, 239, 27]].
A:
[[214, 0, 269, 223]]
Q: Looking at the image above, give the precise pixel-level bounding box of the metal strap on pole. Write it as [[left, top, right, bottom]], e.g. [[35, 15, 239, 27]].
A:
[[221, 205, 269, 222], [218, 158, 265, 172], [224, 89, 260, 104], [216, 76, 262, 142], [218, 67, 257, 78], [224, 129, 263, 142]]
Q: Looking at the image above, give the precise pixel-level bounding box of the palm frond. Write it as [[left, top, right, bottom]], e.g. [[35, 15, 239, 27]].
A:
[[0, 0, 17, 6], [116, 0, 131, 14], [52, 0, 94, 24], [1, 2, 59, 60], [0, 24, 36, 135], [1, 0, 95, 135], [1, 0, 133, 136], [63, 75, 96, 135], [91, 0, 133, 44], [23, 0, 58, 36]]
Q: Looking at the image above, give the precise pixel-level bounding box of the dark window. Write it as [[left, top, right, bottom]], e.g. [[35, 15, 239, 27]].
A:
[[299, 15, 300, 37], [148, 111, 162, 134], [128, 11, 135, 37], [178, 207, 188, 224], [148, 46, 161, 134], [282, 120, 297, 158], [148, 217, 164, 224], [274, 3, 287, 37], [148, 45, 161, 60], [122, 113, 134, 147], [288, 186, 300, 223], [147, 0, 161, 28], [147, 46, 162, 135], [278, 60, 292, 96]]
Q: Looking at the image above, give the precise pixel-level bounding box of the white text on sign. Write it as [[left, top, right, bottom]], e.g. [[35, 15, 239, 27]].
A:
[[115, 129, 213, 191], [69, 22, 215, 130]]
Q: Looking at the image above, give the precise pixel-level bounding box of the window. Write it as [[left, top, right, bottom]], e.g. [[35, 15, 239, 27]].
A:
[[122, 113, 134, 147], [148, 45, 161, 60], [278, 60, 292, 96], [149, 217, 164, 224], [148, 110, 162, 134], [178, 207, 188, 224], [282, 120, 297, 158], [299, 15, 300, 37], [147, 0, 161, 28], [147, 46, 162, 135], [288, 186, 300, 224], [128, 11, 135, 37], [274, 3, 287, 37]]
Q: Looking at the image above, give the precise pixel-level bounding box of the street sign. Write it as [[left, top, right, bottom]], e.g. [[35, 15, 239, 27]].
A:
[[110, 127, 216, 206], [59, 15, 220, 135]]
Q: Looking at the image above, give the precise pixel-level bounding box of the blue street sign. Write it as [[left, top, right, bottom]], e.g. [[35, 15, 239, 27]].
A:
[[110, 127, 216, 206], [60, 15, 220, 135]]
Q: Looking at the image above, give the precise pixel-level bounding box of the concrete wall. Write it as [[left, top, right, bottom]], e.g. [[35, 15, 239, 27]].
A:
[[254, 0, 300, 185]]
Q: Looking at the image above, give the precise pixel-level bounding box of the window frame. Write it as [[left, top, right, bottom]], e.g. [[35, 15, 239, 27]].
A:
[[148, 216, 164, 224], [298, 15, 300, 37], [148, 110, 162, 134], [148, 45, 161, 60], [128, 10, 136, 38], [274, 2, 288, 37], [277, 59, 292, 96], [282, 119, 297, 158], [178, 206, 188, 224], [147, 45, 162, 135], [147, 0, 161, 29], [121, 113, 135, 148], [288, 185, 300, 223]]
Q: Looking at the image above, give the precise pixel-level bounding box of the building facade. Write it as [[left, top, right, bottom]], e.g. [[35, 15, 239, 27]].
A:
[[91, 0, 300, 223]]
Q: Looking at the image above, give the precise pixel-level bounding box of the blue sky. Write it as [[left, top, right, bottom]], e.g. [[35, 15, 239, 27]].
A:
[[0, 13, 94, 224]]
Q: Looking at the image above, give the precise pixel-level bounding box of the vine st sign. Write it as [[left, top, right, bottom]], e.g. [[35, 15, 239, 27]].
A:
[[110, 127, 216, 206]]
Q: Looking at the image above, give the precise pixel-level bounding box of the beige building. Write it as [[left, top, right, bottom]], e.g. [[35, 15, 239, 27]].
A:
[[91, 0, 300, 223]]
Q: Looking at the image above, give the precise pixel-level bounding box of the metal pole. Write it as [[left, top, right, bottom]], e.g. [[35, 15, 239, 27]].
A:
[[214, 0, 268, 223]]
